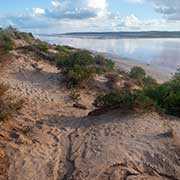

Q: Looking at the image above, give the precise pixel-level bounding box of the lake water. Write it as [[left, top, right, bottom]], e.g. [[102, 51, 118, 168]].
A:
[[38, 36, 180, 71]]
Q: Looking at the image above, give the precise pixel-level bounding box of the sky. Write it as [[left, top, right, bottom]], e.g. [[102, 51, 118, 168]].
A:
[[0, 0, 180, 33]]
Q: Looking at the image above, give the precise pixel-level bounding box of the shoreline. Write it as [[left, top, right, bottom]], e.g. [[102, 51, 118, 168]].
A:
[[37, 35, 175, 83], [95, 51, 175, 83]]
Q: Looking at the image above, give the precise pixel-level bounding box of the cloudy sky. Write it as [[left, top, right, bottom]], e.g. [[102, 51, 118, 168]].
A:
[[0, 0, 180, 33]]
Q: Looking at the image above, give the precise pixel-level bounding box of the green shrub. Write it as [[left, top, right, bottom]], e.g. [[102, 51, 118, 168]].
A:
[[36, 41, 49, 53], [94, 89, 155, 112], [94, 90, 136, 109], [94, 55, 115, 73], [57, 50, 94, 70], [129, 66, 146, 81], [143, 75, 158, 87], [56, 50, 115, 88], [129, 66, 157, 87], [0, 31, 14, 54], [55, 45, 71, 54], [18, 32, 34, 44], [66, 65, 95, 88], [144, 73, 180, 117], [94, 69, 180, 117]]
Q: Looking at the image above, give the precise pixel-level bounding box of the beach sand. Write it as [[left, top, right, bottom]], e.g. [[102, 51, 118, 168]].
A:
[[98, 52, 175, 83]]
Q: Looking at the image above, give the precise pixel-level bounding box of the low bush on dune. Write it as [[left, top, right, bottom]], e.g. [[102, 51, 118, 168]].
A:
[[93, 68, 180, 118], [0, 84, 23, 121], [36, 41, 49, 53], [66, 65, 96, 88], [4, 27, 35, 44], [144, 70, 180, 117], [57, 50, 95, 71], [16, 32, 35, 44], [94, 55, 115, 73], [56, 50, 115, 88], [0, 31, 14, 54], [129, 66, 157, 87], [55, 45, 72, 54], [94, 89, 155, 112], [129, 66, 146, 80]]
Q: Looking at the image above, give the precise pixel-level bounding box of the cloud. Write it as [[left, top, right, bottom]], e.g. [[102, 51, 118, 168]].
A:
[[33, 8, 45, 15], [51, 1, 61, 7], [127, 0, 180, 21], [46, 0, 108, 20], [0, 0, 179, 33], [150, 0, 180, 20]]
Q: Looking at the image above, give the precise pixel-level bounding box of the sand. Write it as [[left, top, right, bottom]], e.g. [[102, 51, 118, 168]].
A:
[[98, 52, 175, 83]]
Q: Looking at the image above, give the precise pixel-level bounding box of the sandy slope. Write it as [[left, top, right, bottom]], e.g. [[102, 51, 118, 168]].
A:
[[0, 48, 180, 180]]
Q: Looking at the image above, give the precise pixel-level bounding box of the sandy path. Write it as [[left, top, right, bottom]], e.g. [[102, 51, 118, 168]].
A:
[[0, 50, 93, 180]]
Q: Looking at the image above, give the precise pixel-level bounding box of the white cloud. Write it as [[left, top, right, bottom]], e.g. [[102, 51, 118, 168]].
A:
[[1, 0, 180, 33], [32, 8, 45, 15], [51, 1, 61, 7], [151, 0, 180, 20], [124, 14, 140, 27], [46, 0, 108, 20]]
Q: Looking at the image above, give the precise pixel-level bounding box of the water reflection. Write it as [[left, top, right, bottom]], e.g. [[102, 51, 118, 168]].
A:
[[37, 36, 180, 71]]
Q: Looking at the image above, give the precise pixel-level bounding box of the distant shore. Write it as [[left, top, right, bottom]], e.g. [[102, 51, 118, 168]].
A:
[[42, 31, 180, 39]]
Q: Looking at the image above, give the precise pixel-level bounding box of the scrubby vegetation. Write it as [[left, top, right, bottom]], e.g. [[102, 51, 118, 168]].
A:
[[94, 67, 180, 118], [15, 32, 35, 44], [0, 30, 14, 54], [144, 70, 180, 117], [94, 89, 155, 113], [36, 41, 49, 53], [56, 50, 114, 88], [94, 55, 115, 74], [0, 84, 23, 121], [129, 66, 157, 87]]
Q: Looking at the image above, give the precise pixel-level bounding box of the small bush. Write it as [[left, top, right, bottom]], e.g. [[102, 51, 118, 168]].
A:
[[0, 31, 14, 54], [144, 72, 180, 117], [56, 50, 115, 88], [94, 69, 180, 117], [36, 41, 49, 53], [129, 66, 157, 87], [55, 45, 71, 54], [66, 65, 95, 88], [94, 90, 135, 109], [57, 50, 94, 70], [129, 66, 146, 81], [94, 55, 115, 73], [94, 89, 155, 112], [0, 84, 23, 121], [143, 76, 158, 87], [18, 32, 35, 44]]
